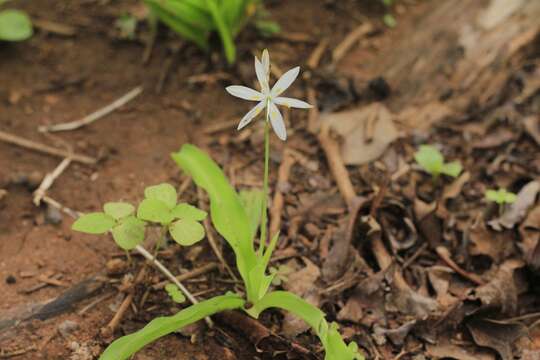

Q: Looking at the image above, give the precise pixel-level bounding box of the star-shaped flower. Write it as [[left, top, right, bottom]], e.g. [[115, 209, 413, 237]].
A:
[[226, 49, 312, 141]]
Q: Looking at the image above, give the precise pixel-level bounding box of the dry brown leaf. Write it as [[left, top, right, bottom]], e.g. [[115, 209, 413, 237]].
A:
[[438, 171, 471, 218], [467, 318, 526, 360], [469, 223, 515, 262], [472, 127, 516, 149], [426, 343, 495, 360], [523, 116, 540, 145], [320, 103, 399, 165], [373, 320, 416, 346], [397, 101, 453, 131], [427, 266, 459, 308], [519, 205, 540, 269], [489, 180, 540, 230]]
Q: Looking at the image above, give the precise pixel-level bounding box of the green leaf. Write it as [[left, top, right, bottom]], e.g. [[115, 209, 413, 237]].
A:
[[145, 0, 213, 30], [169, 219, 205, 246], [111, 216, 145, 250], [0, 10, 32, 42], [239, 189, 264, 239], [104, 202, 135, 220], [441, 161, 462, 178], [383, 13, 396, 28], [137, 198, 173, 225], [172, 145, 257, 297], [247, 291, 363, 360], [205, 0, 236, 64], [144, 183, 177, 210], [100, 294, 245, 360], [72, 212, 115, 234], [255, 19, 281, 37], [486, 188, 517, 205], [171, 203, 207, 221], [414, 145, 444, 176], [164, 283, 186, 303]]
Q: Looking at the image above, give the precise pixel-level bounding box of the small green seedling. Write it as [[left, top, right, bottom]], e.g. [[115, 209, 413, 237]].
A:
[[143, 0, 277, 64], [115, 14, 137, 40], [0, 5, 33, 42], [165, 283, 186, 303], [414, 145, 462, 179], [486, 188, 517, 215], [79, 50, 362, 360]]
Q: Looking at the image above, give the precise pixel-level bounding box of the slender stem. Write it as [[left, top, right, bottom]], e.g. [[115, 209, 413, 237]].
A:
[[259, 115, 271, 255]]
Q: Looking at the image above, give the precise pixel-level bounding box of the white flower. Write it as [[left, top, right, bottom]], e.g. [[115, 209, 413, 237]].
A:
[[226, 49, 312, 141]]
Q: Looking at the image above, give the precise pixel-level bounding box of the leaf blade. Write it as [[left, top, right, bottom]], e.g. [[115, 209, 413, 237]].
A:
[[72, 213, 115, 234]]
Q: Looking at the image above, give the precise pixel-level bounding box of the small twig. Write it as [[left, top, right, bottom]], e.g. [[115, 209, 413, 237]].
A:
[[33, 18, 77, 36], [332, 22, 374, 64], [306, 87, 320, 134], [307, 38, 329, 69], [153, 263, 218, 290], [33, 157, 72, 206], [0, 345, 36, 358], [402, 242, 429, 269], [39, 86, 143, 133], [317, 123, 356, 207], [269, 148, 296, 237], [78, 292, 115, 316], [0, 130, 96, 164], [436, 246, 485, 286]]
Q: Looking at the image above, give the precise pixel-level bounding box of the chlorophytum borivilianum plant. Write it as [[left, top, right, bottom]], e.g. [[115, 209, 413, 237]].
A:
[[75, 50, 363, 360], [414, 144, 462, 180]]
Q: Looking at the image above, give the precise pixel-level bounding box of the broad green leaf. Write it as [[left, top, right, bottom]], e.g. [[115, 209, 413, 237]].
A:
[[171, 203, 207, 221], [169, 219, 205, 246], [414, 145, 444, 176], [0, 10, 32, 42], [247, 291, 363, 360], [104, 202, 134, 220], [239, 189, 264, 239], [441, 161, 462, 178], [144, 183, 177, 210], [172, 145, 256, 297], [137, 198, 173, 225], [111, 216, 145, 250], [145, 0, 213, 30], [144, 1, 209, 50], [164, 283, 186, 303], [100, 294, 245, 360], [72, 212, 115, 234], [205, 0, 236, 64]]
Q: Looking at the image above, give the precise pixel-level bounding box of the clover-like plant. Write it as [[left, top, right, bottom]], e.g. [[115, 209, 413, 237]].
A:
[[83, 50, 363, 360], [0, 1, 33, 42], [414, 144, 462, 179]]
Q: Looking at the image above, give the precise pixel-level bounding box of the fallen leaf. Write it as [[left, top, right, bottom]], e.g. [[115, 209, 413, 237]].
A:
[[414, 198, 443, 248], [523, 116, 540, 145], [426, 343, 495, 360], [472, 127, 516, 149], [469, 223, 515, 262], [427, 266, 459, 308], [397, 101, 453, 131], [437, 171, 471, 218], [321, 103, 399, 165], [373, 320, 416, 346], [467, 318, 526, 360], [489, 180, 540, 231], [519, 205, 540, 269]]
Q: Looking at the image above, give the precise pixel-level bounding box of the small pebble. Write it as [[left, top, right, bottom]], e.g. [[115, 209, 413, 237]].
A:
[[58, 320, 79, 337], [5, 275, 16, 284], [45, 204, 63, 225]]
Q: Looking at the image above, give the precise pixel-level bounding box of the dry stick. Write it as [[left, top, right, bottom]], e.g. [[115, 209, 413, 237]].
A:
[[269, 149, 296, 237], [332, 22, 374, 64], [306, 87, 320, 134], [39, 86, 143, 133], [102, 266, 147, 337], [33, 157, 72, 206], [41, 196, 211, 325], [197, 187, 238, 281], [0, 130, 96, 164], [436, 246, 485, 286], [153, 263, 219, 290], [307, 38, 330, 69]]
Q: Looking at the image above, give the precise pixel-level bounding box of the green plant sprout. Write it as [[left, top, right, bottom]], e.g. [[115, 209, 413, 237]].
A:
[[485, 188, 517, 205], [414, 144, 462, 179], [143, 0, 278, 64], [75, 50, 362, 360], [0, 1, 33, 42]]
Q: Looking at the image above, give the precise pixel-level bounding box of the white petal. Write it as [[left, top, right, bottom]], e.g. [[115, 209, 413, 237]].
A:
[[226, 85, 264, 101], [237, 101, 266, 130], [261, 49, 270, 78], [268, 102, 287, 141], [255, 56, 269, 93], [273, 97, 312, 109], [271, 66, 300, 97]]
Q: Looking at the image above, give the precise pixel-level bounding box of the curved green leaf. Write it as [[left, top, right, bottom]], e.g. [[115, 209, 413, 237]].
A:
[[100, 294, 245, 360], [111, 216, 145, 250], [104, 202, 134, 220], [172, 203, 207, 221], [205, 0, 235, 64], [164, 283, 186, 303], [169, 219, 205, 246], [172, 144, 256, 296], [0, 10, 32, 42], [72, 212, 115, 234], [414, 145, 443, 176], [247, 291, 364, 360]]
